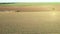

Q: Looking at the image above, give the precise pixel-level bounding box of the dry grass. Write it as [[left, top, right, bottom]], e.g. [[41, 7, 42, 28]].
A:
[[0, 11, 60, 34]]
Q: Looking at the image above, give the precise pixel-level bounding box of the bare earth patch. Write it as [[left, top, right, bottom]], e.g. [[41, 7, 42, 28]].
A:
[[0, 6, 53, 11]]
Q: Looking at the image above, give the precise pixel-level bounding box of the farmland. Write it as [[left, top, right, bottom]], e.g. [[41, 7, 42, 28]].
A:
[[0, 3, 60, 11], [0, 3, 60, 34]]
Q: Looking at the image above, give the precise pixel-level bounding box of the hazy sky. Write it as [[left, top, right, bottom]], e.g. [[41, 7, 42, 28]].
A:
[[0, 0, 60, 3]]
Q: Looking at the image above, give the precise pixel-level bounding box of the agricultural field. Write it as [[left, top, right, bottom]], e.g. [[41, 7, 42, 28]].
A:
[[0, 3, 60, 11], [0, 3, 60, 34]]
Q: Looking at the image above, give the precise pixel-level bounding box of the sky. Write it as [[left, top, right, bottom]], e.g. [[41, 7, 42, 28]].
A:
[[0, 0, 60, 3]]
